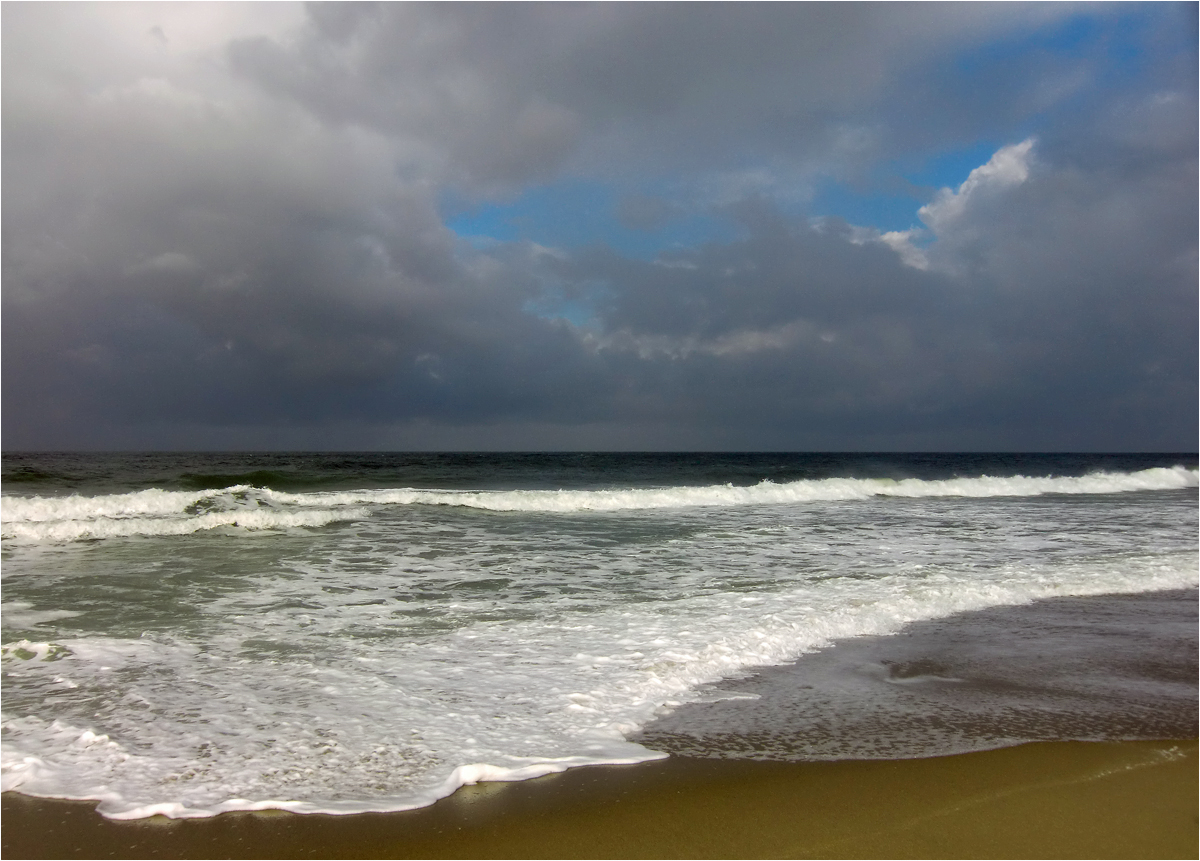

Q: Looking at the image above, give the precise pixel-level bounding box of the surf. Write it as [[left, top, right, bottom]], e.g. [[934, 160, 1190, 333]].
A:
[[3, 466, 1195, 544]]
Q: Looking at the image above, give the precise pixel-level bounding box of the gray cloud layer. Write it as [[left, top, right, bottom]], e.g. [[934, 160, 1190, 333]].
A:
[[3, 3, 1196, 450]]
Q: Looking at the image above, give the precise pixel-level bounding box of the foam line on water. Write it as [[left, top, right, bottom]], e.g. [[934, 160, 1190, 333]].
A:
[[364, 466, 1198, 511], [1, 484, 369, 543], [0, 507, 366, 543], [2, 487, 241, 522], [2, 467, 1195, 544]]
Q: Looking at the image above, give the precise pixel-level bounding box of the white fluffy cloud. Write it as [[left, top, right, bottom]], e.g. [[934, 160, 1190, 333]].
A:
[[852, 138, 1038, 272], [920, 138, 1036, 234]]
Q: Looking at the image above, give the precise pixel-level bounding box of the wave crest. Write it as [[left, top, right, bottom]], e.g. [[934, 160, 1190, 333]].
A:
[[1, 486, 366, 544], [379, 466, 1198, 512], [2, 466, 1194, 544]]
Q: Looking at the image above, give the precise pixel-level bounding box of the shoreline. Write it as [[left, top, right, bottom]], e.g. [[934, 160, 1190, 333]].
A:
[[4, 738, 1196, 859], [634, 587, 1199, 762]]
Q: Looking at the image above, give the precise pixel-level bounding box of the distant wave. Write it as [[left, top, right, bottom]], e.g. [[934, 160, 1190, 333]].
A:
[[2, 466, 1195, 544], [326, 466, 1198, 512]]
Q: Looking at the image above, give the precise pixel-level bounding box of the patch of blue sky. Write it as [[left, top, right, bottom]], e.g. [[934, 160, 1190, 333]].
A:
[[441, 181, 740, 260], [952, 6, 1179, 92], [806, 8, 1186, 235], [962, 12, 1108, 72], [804, 140, 1003, 233], [806, 181, 925, 235], [901, 140, 1007, 192]]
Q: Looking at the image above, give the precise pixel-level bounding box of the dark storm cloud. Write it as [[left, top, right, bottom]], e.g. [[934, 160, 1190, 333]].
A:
[[222, 1, 1087, 189], [2, 3, 1195, 450], [615, 195, 682, 232]]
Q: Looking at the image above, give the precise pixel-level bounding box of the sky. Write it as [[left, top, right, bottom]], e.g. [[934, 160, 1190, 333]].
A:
[[3, 2, 1196, 452]]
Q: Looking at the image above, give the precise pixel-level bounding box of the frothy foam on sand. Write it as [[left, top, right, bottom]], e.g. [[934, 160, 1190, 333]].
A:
[[2, 551, 1194, 819]]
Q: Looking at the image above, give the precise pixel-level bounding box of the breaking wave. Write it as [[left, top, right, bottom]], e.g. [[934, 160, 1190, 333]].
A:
[[2, 466, 1194, 544], [1, 485, 365, 544], [324, 465, 1198, 512]]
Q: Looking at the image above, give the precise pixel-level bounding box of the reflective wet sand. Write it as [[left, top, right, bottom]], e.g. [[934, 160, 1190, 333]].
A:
[[3, 739, 1196, 859]]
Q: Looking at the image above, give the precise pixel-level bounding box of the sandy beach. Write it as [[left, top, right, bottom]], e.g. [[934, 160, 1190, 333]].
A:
[[3, 739, 1195, 859]]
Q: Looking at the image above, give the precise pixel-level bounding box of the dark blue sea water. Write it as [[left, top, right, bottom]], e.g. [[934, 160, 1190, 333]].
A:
[[2, 452, 1196, 818]]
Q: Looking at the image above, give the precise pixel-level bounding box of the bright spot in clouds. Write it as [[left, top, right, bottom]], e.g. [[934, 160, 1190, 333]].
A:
[[919, 139, 1036, 236]]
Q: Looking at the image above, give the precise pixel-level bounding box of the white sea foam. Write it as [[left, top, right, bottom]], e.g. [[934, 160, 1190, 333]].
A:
[[2, 544, 1194, 818], [3, 467, 1193, 545], [2, 488, 236, 522], [361, 466, 1197, 511], [1, 507, 365, 543], [1, 486, 367, 544], [0, 640, 72, 662]]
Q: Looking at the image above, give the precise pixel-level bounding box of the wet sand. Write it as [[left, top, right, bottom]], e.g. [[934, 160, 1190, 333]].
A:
[[635, 589, 1199, 761], [3, 739, 1196, 859]]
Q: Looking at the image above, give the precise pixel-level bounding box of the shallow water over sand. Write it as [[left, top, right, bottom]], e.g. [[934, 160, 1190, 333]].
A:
[[635, 588, 1198, 759]]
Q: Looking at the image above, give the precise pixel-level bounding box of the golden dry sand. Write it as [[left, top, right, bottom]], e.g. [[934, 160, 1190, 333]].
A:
[[2, 739, 1196, 859]]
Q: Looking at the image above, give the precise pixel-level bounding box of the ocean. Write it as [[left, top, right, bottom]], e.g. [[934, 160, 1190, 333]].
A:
[[1, 452, 1196, 820]]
